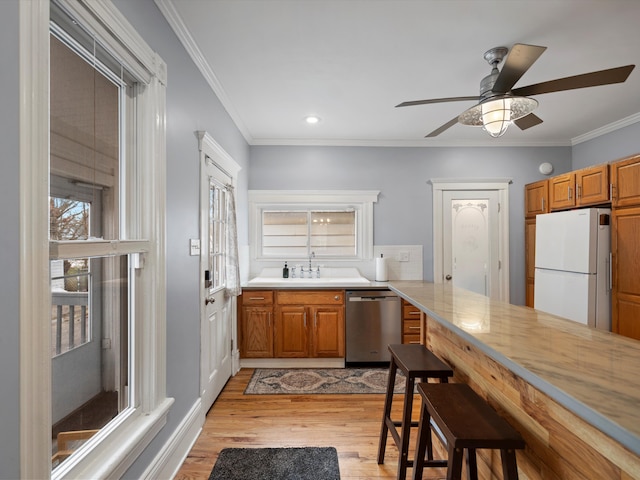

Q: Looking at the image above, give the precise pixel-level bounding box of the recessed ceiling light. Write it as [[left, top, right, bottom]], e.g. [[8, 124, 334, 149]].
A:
[[304, 115, 321, 125]]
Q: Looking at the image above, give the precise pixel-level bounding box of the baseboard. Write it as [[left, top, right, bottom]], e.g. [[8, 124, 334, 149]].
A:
[[140, 398, 205, 480], [240, 358, 345, 369]]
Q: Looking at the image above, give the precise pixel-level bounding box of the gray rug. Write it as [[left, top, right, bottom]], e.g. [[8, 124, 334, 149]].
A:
[[244, 368, 405, 395], [209, 447, 340, 480]]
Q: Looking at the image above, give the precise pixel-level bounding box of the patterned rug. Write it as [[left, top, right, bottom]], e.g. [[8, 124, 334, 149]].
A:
[[244, 368, 405, 395]]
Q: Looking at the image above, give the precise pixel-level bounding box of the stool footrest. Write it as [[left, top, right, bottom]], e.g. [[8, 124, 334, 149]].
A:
[[423, 459, 448, 468]]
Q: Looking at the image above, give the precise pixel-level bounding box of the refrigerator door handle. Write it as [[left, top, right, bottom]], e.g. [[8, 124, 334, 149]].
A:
[[609, 252, 613, 291]]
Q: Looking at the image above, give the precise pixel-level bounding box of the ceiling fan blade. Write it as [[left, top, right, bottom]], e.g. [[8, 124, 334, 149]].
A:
[[512, 65, 635, 96], [514, 113, 543, 130], [396, 96, 477, 108], [493, 44, 547, 94], [425, 117, 459, 137]]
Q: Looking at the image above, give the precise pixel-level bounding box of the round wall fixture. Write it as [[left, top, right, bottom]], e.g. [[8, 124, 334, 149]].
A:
[[539, 162, 554, 175]]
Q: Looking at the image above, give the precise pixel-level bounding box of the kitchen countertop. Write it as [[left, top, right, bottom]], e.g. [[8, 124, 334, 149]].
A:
[[388, 281, 640, 457], [242, 281, 391, 289]]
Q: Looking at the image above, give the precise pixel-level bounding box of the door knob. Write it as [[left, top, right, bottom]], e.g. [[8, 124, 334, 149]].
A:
[[445, 274, 452, 280], [205, 297, 216, 305]]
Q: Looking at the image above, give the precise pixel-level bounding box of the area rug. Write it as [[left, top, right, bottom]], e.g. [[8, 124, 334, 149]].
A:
[[209, 447, 340, 480], [244, 368, 405, 395]]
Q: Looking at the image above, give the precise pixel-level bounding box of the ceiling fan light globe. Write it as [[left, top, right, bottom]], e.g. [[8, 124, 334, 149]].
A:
[[481, 98, 511, 137]]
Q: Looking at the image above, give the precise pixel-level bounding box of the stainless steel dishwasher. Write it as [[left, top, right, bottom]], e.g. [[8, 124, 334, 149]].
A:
[[345, 290, 401, 365]]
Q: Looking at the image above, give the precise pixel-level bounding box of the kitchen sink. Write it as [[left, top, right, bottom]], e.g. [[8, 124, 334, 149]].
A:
[[246, 267, 371, 286]]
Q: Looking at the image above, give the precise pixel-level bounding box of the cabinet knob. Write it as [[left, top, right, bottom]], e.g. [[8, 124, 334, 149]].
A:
[[334, 295, 340, 301], [445, 274, 452, 281]]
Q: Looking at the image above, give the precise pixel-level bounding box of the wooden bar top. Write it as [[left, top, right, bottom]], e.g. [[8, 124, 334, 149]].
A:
[[388, 281, 640, 457]]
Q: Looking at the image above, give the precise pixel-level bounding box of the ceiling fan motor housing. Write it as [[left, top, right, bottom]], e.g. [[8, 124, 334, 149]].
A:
[[480, 46, 509, 99]]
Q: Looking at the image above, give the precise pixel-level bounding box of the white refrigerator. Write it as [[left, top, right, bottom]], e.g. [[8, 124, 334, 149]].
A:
[[534, 208, 611, 330]]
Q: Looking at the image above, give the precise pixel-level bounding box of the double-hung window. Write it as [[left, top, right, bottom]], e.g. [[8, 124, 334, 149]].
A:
[[21, 1, 170, 478]]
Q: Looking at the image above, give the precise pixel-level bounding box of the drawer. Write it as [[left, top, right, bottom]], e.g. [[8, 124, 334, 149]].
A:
[[402, 333, 421, 345], [242, 290, 274, 305], [403, 319, 421, 335], [403, 304, 421, 319], [277, 290, 344, 305]]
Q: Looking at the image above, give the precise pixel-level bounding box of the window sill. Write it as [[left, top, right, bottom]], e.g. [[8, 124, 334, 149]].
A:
[[53, 397, 174, 480]]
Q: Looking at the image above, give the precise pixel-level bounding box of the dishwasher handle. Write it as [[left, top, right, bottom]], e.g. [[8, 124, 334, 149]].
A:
[[348, 295, 398, 302]]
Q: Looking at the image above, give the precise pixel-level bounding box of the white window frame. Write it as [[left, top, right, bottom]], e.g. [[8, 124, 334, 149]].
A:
[[249, 190, 379, 261], [20, 1, 172, 479]]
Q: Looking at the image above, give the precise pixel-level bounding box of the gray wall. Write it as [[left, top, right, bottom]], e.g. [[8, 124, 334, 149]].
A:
[[248, 145, 572, 305], [572, 121, 640, 169], [0, 0, 637, 476], [0, 0, 20, 477], [111, 1, 250, 478]]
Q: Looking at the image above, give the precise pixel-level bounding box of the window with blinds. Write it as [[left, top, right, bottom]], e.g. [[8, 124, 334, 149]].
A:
[[262, 209, 356, 257]]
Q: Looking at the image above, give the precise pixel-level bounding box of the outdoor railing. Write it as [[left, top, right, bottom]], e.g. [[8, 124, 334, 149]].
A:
[[51, 280, 89, 356]]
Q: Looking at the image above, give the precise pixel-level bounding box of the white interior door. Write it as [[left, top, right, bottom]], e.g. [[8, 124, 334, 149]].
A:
[[200, 158, 233, 412], [443, 191, 499, 298]]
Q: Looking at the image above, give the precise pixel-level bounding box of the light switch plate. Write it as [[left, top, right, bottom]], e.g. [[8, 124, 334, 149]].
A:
[[190, 238, 201, 256]]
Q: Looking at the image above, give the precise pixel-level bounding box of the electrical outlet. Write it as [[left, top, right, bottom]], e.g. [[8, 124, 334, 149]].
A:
[[398, 251, 410, 262]]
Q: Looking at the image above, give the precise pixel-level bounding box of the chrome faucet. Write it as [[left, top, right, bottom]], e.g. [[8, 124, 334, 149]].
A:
[[308, 251, 315, 272]]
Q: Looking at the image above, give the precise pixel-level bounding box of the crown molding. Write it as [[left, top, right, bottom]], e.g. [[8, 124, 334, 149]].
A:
[[572, 112, 640, 146], [154, 0, 253, 144], [249, 137, 571, 148]]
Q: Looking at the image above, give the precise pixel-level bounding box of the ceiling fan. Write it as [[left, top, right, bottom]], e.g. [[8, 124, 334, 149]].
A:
[[396, 44, 635, 138]]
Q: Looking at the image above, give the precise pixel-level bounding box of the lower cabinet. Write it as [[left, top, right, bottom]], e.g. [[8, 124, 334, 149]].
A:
[[525, 217, 537, 308], [240, 289, 345, 358], [401, 299, 421, 344], [239, 290, 274, 358]]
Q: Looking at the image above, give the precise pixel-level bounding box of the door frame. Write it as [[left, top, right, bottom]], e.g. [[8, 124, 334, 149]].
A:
[[197, 132, 242, 401], [431, 178, 511, 302]]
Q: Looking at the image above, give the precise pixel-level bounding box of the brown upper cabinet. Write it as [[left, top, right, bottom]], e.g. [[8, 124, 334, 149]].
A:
[[548, 164, 610, 211], [524, 180, 549, 218], [549, 172, 576, 210], [576, 164, 609, 206], [611, 154, 640, 208]]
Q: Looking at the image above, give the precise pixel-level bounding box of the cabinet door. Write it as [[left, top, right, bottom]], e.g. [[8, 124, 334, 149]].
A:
[[611, 154, 640, 208], [524, 180, 549, 218], [577, 164, 609, 206], [525, 218, 536, 308], [275, 305, 309, 357], [311, 306, 345, 357], [549, 173, 576, 210], [612, 207, 640, 340], [240, 306, 273, 358]]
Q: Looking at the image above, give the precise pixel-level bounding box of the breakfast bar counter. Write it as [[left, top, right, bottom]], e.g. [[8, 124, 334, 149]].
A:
[[388, 281, 640, 479]]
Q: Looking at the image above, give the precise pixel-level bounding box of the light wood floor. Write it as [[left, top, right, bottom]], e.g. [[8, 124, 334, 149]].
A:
[[174, 368, 447, 480]]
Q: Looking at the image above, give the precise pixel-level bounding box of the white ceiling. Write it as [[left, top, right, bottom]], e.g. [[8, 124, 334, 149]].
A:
[[158, 0, 640, 147]]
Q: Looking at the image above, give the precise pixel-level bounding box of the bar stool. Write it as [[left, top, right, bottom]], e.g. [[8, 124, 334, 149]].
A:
[[413, 382, 525, 480], [378, 344, 453, 480]]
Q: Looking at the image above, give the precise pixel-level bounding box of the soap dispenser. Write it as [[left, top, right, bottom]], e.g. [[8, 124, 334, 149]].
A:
[[283, 262, 289, 278]]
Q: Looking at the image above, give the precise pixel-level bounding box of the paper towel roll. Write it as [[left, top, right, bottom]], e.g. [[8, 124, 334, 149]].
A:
[[375, 254, 388, 282]]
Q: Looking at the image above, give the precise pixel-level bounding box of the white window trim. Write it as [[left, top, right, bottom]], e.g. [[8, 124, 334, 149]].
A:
[[430, 178, 511, 302], [249, 190, 379, 261], [20, 1, 171, 479]]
